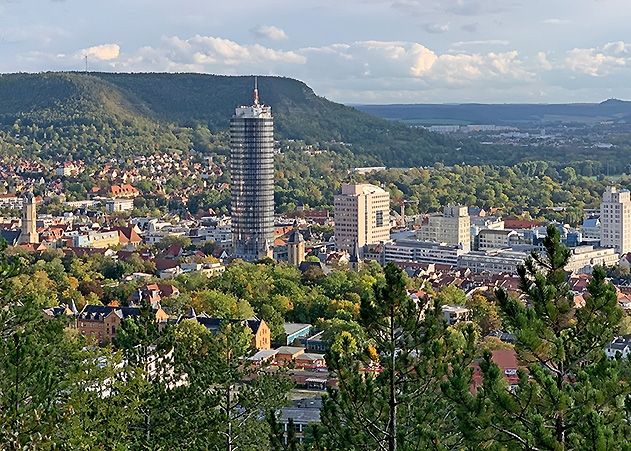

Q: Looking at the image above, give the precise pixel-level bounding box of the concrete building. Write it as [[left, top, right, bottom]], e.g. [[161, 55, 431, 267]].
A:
[[18, 192, 39, 244], [458, 250, 528, 274], [581, 217, 601, 242], [475, 229, 519, 251], [418, 205, 471, 252], [566, 246, 618, 274], [334, 183, 390, 254], [384, 239, 465, 265], [231, 78, 275, 261], [600, 186, 631, 254], [459, 245, 618, 275]]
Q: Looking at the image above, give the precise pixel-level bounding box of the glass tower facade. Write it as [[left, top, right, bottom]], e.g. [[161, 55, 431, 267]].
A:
[[230, 88, 275, 261]]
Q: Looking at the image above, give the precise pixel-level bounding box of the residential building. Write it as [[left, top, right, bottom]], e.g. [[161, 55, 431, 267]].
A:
[[72, 231, 119, 249], [581, 217, 601, 242], [188, 315, 271, 350], [334, 183, 390, 254], [0, 194, 23, 209], [75, 304, 169, 344], [105, 198, 135, 213], [284, 323, 313, 346], [384, 239, 465, 265], [600, 186, 631, 254], [606, 337, 631, 359], [442, 305, 472, 325], [231, 79, 275, 261], [475, 229, 519, 251], [418, 205, 471, 252], [458, 250, 528, 274], [565, 245, 619, 274], [278, 398, 322, 445]]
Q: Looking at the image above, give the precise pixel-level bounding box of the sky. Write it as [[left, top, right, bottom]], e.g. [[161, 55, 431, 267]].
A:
[[0, 0, 630, 104]]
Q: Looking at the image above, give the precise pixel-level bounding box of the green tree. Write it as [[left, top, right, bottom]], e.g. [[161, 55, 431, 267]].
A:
[[320, 263, 474, 450], [445, 225, 630, 449]]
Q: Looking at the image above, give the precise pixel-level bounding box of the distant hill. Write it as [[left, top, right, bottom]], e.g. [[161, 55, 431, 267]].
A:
[[0, 72, 458, 166], [354, 100, 631, 125], [0, 72, 628, 168]]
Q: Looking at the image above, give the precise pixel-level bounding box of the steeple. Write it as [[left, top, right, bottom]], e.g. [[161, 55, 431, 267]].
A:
[[349, 239, 362, 271]]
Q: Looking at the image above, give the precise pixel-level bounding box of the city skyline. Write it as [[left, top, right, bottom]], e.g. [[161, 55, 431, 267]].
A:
[[0, 0, 629, 104]]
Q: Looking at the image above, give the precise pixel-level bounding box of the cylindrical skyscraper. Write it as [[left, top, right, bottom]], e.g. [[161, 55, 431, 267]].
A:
[[230, 78, 275, 261]]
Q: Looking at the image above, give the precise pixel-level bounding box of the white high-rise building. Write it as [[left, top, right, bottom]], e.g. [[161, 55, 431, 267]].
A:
[[230, 78, 275, 262], [334, 184, 391, 254], [600, 186, 631, 254], [417, 205, 471, 252]]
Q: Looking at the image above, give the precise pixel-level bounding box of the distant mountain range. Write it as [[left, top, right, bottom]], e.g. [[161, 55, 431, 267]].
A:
[[354, 99, 631, 125]]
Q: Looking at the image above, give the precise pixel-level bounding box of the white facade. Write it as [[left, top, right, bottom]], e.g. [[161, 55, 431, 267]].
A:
[[0, 195, 23, 209], [418, 205, 471, 252], [458, 250, 527, 274], [600, 186, 631, 254], [334, 184, 391, 253], [384, 239, 465, 265], [566, 246, 619, 274]]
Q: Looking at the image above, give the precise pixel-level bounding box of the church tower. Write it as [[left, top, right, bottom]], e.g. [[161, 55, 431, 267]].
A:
[[18, 192, 39, 244], [287, 225, 306, 267]]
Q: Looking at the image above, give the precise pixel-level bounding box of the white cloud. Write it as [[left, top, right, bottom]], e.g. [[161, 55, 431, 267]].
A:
[[565, 42, 629, 76], [251, 25, 288, 41], [82, 43, 120, 61], [410, 44, 438, 75], [536, 51, 552, 70], [423, 22, 449, 33]]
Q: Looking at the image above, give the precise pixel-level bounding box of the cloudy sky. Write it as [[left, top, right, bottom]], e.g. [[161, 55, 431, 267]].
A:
[[1, 0, 630, 103]]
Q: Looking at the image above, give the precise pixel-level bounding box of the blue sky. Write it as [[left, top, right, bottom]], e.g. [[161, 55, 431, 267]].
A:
[[1, 0, 630, 103]]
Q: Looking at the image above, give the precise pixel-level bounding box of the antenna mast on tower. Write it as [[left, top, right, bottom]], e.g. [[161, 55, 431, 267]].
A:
[[84, 55, 88, 73], [253, 76, 260, 106]]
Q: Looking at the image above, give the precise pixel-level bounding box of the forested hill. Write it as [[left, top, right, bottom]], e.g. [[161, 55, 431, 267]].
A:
[[0, 72, 458, 166], [0, 72, 628, 168]]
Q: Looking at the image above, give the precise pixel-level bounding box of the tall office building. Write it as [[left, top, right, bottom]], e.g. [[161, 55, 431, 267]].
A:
[[230, 79, 275, 261], [18, 191, 38, 244], [417, 205, 471, 252], [600, 186, 631, 254], [334, 183, 391, 254]]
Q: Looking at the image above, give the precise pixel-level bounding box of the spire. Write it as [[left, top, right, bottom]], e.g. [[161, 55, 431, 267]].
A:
[[350, 240, 360, 263], [253, 76, 260, 106]]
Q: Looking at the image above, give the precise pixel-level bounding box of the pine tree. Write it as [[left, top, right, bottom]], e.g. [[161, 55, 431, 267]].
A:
[[445, 225, 631, 450], [320, 263, 475, 450]]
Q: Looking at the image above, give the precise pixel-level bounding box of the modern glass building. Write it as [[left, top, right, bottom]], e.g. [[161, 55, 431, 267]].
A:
[[230, 80, 275, 261]]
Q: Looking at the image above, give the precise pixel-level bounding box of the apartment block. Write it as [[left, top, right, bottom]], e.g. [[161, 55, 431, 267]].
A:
[[418, 205, 471, 252], [334, 184, 390, 254]]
